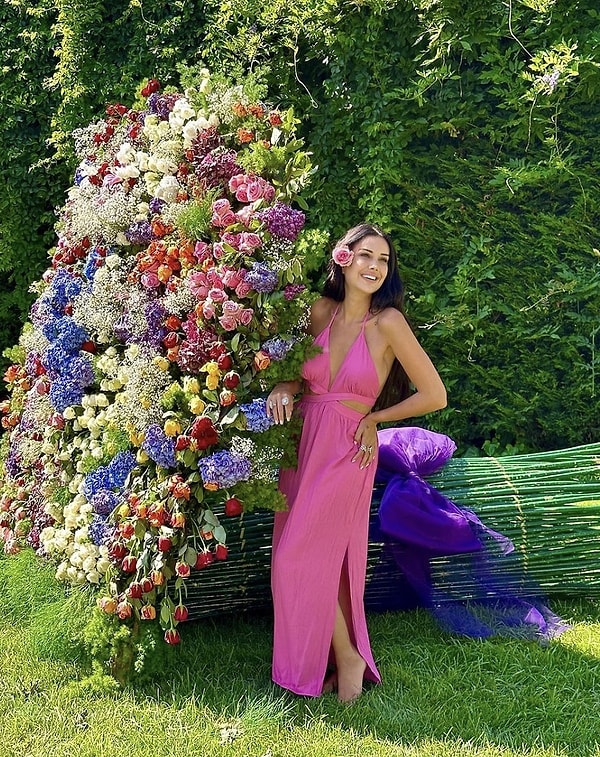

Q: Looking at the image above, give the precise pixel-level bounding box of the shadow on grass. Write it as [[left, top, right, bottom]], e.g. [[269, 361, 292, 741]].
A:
[[135, 598, 600, 756]]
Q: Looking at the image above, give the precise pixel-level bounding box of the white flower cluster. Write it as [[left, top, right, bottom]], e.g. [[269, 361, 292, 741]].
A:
[[162, 277, 198, 316], [110, 345, 172, 433], [72, 258, 131, 343]]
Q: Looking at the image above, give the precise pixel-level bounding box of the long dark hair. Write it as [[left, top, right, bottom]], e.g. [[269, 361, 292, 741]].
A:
[[323, 223, 410, 410]]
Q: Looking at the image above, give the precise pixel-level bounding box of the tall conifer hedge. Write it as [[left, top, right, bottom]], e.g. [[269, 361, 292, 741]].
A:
[[2, 0, 599, 452]]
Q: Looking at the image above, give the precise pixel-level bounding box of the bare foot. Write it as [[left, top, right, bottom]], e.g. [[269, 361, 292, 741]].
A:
[[336, 653, 366, 703], [322, 670, 338, 694]]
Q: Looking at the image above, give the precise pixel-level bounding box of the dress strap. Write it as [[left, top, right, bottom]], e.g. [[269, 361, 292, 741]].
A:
[[327, 303, 341, 330]]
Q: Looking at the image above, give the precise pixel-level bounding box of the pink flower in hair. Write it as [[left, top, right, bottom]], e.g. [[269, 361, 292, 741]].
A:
[[332, 245, 354, 267]]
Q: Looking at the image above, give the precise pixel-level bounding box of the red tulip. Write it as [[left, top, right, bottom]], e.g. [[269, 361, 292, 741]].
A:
[[117, 600, 133, 619], [140, 577, 154, 594], [217, 353, 233, 371], [194, 551, 213, 570]]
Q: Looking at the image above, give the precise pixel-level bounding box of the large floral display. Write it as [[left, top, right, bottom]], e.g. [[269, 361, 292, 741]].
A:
[[0, 71, 322, 645]]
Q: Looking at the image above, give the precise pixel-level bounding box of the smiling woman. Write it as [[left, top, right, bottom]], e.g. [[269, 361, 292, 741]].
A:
[[266, 223, 447, 702]]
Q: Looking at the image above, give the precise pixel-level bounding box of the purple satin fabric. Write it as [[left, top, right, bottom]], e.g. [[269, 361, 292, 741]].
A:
[[368, 427, 568, 640]]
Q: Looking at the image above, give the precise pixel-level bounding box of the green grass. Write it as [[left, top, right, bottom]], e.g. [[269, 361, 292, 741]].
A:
[[1, 596, 600, 756]]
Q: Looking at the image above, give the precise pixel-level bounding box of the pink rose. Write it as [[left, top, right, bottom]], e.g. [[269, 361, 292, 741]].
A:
[[221, 267, 243, 288], [194, 242, 211, 262], [236, 206, 254, 226], [244, 180, 263, 203], [332, 245, 354, 267], [222, 300, 240, 316], [221, 232, 241, 249], [235, 280, 252, 298], [141, 271, 160, 288], [263, 183, 275, 202], [202, 301, 216, 319], [239, 308, 254, 326], [208, 287, 228, 302], [219, 315, 238, 331], [228, 174, 246, 192], [239, 232, 262, 251], [213, 242, 224, 259]]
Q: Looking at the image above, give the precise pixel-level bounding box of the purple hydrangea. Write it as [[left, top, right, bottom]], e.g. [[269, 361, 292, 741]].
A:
[[149, 197, 165, 215], [258, 202, 305, 241], [262, 337, 294, 361], [283, 283, 306, 301], [194, 149, 241, 189], [142, 424, 176, 469], [147, 92, 180, 119], [198, 450, 252, 489], [89, 489, 120, 516], [245, 261, 279, 294], [240, 398, 275, 433], [125, 220, 153, 245]]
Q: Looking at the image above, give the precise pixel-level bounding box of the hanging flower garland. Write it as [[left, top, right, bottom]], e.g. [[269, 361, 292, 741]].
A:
[[0, 71, 321, 644]]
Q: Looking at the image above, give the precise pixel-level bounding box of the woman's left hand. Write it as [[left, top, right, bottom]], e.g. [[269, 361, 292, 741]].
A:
[[352, 414, 378, 469]]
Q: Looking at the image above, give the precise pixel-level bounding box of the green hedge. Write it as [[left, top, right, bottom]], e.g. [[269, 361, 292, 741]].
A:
[[1, 0, 599, 452]]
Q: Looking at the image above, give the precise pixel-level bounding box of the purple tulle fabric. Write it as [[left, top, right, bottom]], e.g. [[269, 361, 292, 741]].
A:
[[367, 427, 568, 640]]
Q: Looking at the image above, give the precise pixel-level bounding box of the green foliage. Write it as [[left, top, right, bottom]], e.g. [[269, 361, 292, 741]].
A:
[[2, 0, 599, 451]]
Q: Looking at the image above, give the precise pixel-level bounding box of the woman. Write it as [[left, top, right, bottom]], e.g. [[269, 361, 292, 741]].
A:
[[267, 223, 447, 702]]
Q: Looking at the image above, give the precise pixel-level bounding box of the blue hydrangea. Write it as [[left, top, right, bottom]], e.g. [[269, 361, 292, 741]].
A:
[[198, 450, 252, 489], [88, 515, 114, 546], [83, 247, 105, 282], [49, 378, 85, 413], [240, 398, 274, 432], [43, 316, 88, 351], [83, 451, 137, 500], [142, 424, 176, 469]]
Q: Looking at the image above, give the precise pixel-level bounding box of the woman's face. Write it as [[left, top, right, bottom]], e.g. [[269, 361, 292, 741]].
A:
[[344, 235, 390, 293]]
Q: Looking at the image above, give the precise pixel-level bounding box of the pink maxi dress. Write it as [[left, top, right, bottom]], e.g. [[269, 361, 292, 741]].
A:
[[271, 306, 382, 696]]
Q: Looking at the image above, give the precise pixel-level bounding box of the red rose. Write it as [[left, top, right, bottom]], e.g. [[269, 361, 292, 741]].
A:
[[175, 561, 191, 578], [121, 555, 137, 573], [224, 497, 243, 517], [217, 353, 233, 371], [174, 605, 189, 623], [140, 605, 157, 621], [194, 551, 214, 570], [109, 543, 128, 562], [165, 315, 182, 331], [175, 435, 191, 451], [189, 416, 219, 449], [164, 628, 181, 645], [81, 340, 97, 353], [162, 331, 180, 349], [215, 544, 228, 561], [126, 581, 143, 599], [223, 371, 240, 389], [157, 536, 172, 552], [140, 577, 154, 594], [141, 78, 161, 97]]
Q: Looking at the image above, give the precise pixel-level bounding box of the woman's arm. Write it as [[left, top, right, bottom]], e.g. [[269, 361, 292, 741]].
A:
[[353, 309, 446, 462]]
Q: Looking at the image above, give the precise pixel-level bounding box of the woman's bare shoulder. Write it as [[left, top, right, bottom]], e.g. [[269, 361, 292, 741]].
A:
[[375, 307, 410, 331], [309, 297, 337, 336]]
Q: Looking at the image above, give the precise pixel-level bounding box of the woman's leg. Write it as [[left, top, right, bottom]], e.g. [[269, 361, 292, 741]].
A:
[[330, 560, 367, 702]]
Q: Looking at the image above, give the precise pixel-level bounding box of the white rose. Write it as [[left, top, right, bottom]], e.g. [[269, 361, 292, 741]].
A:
[[155, 158, 178, 175], [96, 557, 111, 574], [155, 175, 180, 203], [116, 142, 136, 165], [55, 562, 69, 581], [86, 570, 101, 584]]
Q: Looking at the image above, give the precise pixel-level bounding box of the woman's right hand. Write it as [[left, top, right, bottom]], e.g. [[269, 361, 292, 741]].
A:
[[266, 382, 298, 424]]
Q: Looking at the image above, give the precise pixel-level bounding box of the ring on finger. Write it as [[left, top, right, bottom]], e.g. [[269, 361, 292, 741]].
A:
[[281, 396, 290, 406], [359, 444, 367, 452], [367, 446, 373, 453]]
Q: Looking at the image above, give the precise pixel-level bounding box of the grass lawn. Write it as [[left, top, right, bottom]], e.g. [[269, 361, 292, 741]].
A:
[[1, 594, 600, 757]]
